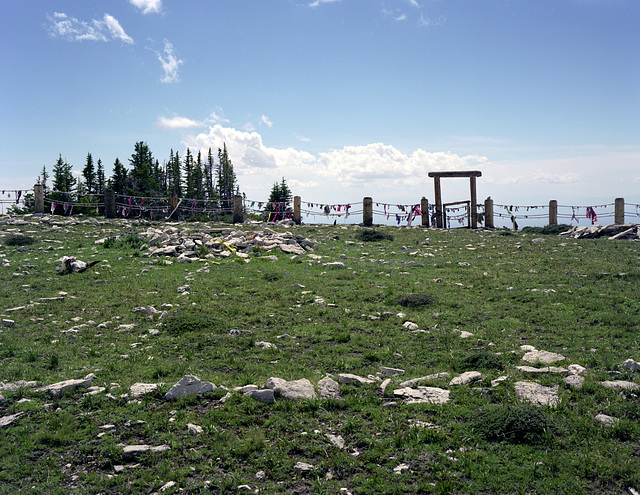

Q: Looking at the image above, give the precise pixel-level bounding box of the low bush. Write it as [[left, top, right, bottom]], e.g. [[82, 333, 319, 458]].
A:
[[473, 403, 558, 445]]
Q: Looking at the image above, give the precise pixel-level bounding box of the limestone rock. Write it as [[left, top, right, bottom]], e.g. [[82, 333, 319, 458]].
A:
[[514, 381, 559, 407], [563, 375, 585, 389], [600, 380, 639, 391], [516, 365, 569, 375], [521, 350, 565, 365], [402, 321, 419, 331], [317, 377, 340, 398], [255, 341, 277, 350], [294, 461, 316, 473], [450, 371, 482, 385], [399, 373, 450, 388], [377, 366, 405, 378], [325, 433, 345, 449], [187, 423, 204, 436], [266, 377, 287, 390], [122, 444, 171, 459], [568, 364, 586, 375], [622, 359, 640, 372], [393, 386, 450, 405], [245, 389, 275, 404], [164, 375, 215, 400], [338, 373, 374, 386], [129, 382, 162, 399], [274, 378, 317, 400], [595, 414, 618, 427], [394, 463, 410, 474], [0, 412, 24, 428], [37, 374, 95, 398]]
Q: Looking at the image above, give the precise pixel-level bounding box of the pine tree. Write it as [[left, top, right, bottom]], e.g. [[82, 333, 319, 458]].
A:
[[167, 149, 182, 196], [194, 150, 204, 199], [129, 141, 157, 195], [264, 177, 292, 221], [183, 148, 195, 198], [96, 159, 105, 195], [205, 148, 216, 201], [216, 143, 237, 211], [110, 158, 128, 194], [51, 154, 76, 201], [37, 165, 49, 192], [82, 152, 95, 194]]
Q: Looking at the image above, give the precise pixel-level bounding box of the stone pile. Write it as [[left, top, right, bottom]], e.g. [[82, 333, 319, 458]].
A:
[[558, 223, 639, 240], [138, 226, 319, 259]]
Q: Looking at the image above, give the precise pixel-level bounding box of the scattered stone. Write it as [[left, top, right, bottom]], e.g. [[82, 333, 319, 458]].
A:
[[255, 341, 277, 350], [600, 380, 639, 391], [338, 373, 375, 386], [164, 375, 215, 400], [458, 331, 474, 338], [521, 350, 565, 365], [399, 373, 450, 388], [187, 423, 204, 436], [520, 345, 537, 352], [245, 389, 275, 404], [568, 364, 586, 375], [377, 366, 405, 378], [393, 386, 450, 405], [122, 444, 171, 459], [491, 376, 508, 387], [0, 380, 38, 391], [129, 382, 161, 399], [558, 223, 640, 240], [394, 463, 410, 474], [563, 375, 585, 389], [378, 378, 392, 394], [402, 321, 419, 330], [514, 381, 559, 407], [325, 433, 345, 449], [595, 414, 618, 427], [266, 377, 287, 390], [2, 319, 15, 328], [36, 374, 95, 399], [516, 365, 569, 375], [450, 371, 483, 385], [622, 359, 640, 372], [294, 461, 316, 473], [317, 376, 340, 398], [237, 485, 253, 492], [159, 481, 177, 492], [274, 378, 317, 400], [0, 412, 24, 428]]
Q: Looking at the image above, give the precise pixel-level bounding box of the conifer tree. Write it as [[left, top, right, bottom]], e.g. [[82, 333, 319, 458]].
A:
[[129, 141, 157, 195], [96, 159, 105, 195], [110, 158, 128, 195], [264, 177, 292, 221], [37, 165, 49, 192], [205, 148, 216, 201], [216, 143, 237, 211], [82, 152, 95, 194], [51, 154, 76, 201], [183, 148, 195, 198]]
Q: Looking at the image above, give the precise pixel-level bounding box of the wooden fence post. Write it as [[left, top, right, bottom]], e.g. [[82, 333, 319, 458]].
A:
[[421, 197, 429, 227], [549, 200, 558, 226], [363, 197, 373, 226], [433, 176, 443, 227], [484, 198, 493, 228], [233, 195, 244, 224], [34, 184, 44, 214], [470, 176, 478, 229], [293, 196, 301, 225], [105, 190, 116, 218], [168, 193, 179, 220], [614, 198, 624, 224]]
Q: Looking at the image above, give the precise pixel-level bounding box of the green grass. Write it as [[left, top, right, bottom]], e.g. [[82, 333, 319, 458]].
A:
[[1, 217, 639, 494]]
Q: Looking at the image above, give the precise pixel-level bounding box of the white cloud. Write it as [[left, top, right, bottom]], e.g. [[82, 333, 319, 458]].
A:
[[103, 14, 134, 44], [206, 109, 230, 125], [47, 12, 133, 44], [293, 133, 311, 142], [157, 39, 183, 83], [155, 115, 203, 130], [129, 0, 162, 15], [407, 0, 420, 7], [260, 115, 274, 127], [309, 0, 341, 7]]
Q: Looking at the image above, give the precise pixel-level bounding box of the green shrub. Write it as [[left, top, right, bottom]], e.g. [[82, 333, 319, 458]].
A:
[[473, 403, 558, 445], [356, 229, 394, 242], [521, 224, 572, 235], [394, 293, 437, 308], [456, 351, 504, 371], [164, 312, 223, 335], [4, 234, 36, 246]]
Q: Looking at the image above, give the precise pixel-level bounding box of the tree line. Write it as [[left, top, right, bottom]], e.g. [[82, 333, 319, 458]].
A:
[[37, 141, 239, 210]]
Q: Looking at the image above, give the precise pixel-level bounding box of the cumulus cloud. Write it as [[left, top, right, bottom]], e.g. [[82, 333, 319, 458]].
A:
[[129, 0, 162, 14], [156, 115, 203, 130], [47, 12, 133, 44], [157, 39, 183, 83]]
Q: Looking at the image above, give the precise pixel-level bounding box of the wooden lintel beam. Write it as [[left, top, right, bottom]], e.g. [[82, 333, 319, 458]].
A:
[[428, 171, 482, 178]]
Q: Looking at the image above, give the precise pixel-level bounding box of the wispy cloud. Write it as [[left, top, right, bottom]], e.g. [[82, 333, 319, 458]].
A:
[[293, 133, 311, 142], [155, 115, 203, 130], [260, 115, 274, 127], [47, 12, 133, 44], [157, 39, 183, 83], [309, 0, 341, 8], [129, 0, 162, 15]]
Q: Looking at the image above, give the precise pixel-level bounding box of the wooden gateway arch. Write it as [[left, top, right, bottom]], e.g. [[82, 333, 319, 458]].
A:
[[428, 170, 482, 229]]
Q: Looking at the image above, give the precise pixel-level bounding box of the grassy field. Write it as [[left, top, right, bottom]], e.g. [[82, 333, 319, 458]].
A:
[[1, 215, 639, 494]]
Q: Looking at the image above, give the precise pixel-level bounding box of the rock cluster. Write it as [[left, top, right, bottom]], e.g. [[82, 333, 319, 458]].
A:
[[138, 226, 319, 260], [558, 223, 640, 240]]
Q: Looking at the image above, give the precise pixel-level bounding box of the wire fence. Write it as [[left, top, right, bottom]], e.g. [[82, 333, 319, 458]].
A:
[[1, 188, 639, 228]]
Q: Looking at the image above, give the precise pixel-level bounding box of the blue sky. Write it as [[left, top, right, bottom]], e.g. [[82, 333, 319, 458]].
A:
[[1, 0, 639, 219]]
